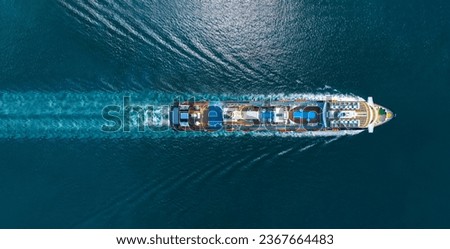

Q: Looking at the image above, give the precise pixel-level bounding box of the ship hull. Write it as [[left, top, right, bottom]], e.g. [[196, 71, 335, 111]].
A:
[[169, 96, 393, 134]]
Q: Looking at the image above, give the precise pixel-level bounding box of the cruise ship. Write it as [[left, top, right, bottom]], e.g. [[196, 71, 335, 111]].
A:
[[169, 96, 394, 134]]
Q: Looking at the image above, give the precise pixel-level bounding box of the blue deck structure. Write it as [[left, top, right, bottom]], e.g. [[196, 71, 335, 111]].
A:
[[260, 111, 274, 122], [208, 106, 223, 129], [170, 107, 179, 125], [293, 111, 317, 120]]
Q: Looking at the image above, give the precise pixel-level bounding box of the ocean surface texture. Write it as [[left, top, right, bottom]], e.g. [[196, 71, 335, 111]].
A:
[[1, 0, 449, 228]]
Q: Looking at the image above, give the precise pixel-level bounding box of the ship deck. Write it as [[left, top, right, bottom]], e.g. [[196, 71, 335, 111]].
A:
[[171, 99, 372, 132], [354, 101, 370, 127]]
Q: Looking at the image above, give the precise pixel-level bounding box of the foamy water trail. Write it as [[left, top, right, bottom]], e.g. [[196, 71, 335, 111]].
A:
[[0, 91, 364, 139]]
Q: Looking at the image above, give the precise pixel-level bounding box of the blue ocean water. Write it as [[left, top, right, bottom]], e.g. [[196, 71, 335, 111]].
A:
[[0, 0, 449, 228]]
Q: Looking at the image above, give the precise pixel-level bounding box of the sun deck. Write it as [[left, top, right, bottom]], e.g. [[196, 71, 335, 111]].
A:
[[288, 106, 322, 126]]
